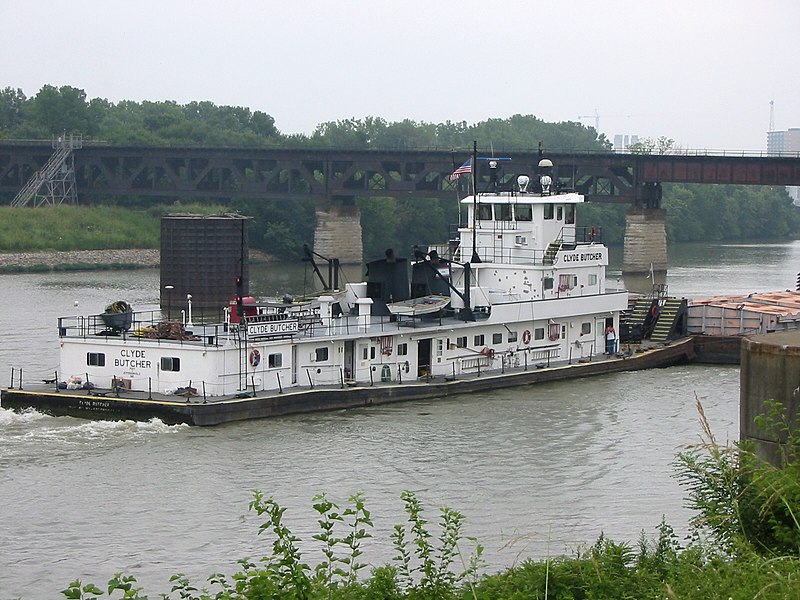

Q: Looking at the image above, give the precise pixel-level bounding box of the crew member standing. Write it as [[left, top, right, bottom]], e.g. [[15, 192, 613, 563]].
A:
[[605, 324, 617, 355]]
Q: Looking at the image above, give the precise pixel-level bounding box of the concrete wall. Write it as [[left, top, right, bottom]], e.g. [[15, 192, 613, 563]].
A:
[[740, 331, 800, 465], [622, 208, 667, 276]]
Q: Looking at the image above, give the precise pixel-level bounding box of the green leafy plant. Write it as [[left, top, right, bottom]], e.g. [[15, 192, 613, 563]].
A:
[[390, 490, 483, 599]]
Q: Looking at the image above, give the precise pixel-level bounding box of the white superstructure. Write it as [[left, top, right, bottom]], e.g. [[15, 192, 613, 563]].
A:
[[57, 165, 628, 398]]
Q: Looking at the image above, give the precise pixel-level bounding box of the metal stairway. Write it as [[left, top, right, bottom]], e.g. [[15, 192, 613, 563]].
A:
[[620, 296, 655, 342], [649, 297, 688, 342], [11, 135, 81, 207], [542, 241, 561, 265]]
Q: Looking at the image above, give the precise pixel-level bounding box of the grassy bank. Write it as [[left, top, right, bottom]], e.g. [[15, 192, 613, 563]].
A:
[[0, 204, 229, 253]]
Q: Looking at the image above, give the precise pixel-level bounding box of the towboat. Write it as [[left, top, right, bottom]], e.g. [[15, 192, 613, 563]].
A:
[[3, 157, 697, 425]]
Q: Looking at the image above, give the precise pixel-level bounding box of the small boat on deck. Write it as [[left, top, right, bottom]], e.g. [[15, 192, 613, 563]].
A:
[[386, 295, 451, 317]]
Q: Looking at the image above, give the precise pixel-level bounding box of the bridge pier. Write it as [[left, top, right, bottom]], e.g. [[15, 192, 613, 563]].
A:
[[313, 195, 363, 265], [622, 207, 668, 291]]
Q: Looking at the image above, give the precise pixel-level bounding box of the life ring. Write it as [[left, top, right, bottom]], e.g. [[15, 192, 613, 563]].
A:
[[249, 348, 261, 367], [522, 329, 532, 345]]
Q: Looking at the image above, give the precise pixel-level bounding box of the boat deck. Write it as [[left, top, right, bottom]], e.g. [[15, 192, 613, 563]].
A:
[[1, 338, 696, 426]]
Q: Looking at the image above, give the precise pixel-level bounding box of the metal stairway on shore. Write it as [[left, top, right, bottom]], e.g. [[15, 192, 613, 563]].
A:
[[11, 134, 81, 208]]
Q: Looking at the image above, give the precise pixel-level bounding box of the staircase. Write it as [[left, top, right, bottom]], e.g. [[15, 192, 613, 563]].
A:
[[620, 296, 654, 342], [11, 135, 81, 208], [649, 298, 688, 342], [542, 241, 561, 265]]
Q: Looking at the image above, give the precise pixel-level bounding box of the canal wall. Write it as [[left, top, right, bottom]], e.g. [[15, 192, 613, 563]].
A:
[[740, 331, 800, 465]]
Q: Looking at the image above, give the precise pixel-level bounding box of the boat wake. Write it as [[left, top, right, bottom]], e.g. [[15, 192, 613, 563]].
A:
[[0, 408, 187, 447]]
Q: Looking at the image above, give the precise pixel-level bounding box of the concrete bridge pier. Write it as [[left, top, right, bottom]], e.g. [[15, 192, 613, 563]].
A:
[[313, 194, 363, 265], [622, 207, 668, 292]]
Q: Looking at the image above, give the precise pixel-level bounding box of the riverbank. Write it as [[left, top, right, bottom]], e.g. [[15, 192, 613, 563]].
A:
[[0, 249, 160, 272], [0, 248, 272, 273]]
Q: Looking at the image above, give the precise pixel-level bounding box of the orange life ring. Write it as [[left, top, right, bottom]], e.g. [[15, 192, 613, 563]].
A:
[[249, 348, 261, 367], [522, 329, 531, 345]]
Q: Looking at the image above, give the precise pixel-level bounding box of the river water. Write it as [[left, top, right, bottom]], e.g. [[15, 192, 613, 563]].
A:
[[1, 241, 799, 599]]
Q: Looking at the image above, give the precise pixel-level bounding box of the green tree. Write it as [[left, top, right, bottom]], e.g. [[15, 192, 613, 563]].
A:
[[0, 86, 27, 135], [27, 84, 90, 136]]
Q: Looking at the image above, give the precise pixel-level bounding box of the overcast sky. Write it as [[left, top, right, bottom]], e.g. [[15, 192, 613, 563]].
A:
[[2, 1, 798, 151]]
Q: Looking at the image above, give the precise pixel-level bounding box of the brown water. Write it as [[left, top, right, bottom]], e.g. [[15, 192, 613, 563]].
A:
[[1, 240, 797, 598]]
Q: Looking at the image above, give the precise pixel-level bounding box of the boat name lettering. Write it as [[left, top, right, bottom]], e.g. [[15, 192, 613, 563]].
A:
[[77, 399, 113, 412], [562, 252, 603, 262], [115, 349, 151, 369], [247, 320, 299, 338]]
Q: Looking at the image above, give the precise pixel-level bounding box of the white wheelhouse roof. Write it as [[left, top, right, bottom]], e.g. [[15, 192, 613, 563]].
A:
[[461, 192, 584, 205]]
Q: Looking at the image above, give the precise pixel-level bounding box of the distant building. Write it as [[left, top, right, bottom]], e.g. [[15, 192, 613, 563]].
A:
[[766, 128, 800, 204], [767, 128, 800, 155], [614, 134, 639, 153]]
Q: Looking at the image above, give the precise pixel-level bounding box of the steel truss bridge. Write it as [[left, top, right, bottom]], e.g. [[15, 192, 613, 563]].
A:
[[2, 142, 800, 207]]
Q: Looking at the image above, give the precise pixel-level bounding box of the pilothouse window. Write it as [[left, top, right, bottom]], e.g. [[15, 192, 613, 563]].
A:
[[476, 204, 492, 220], [515, 205, 532, 221], [544, 204, 554, 220], [565, 204, 575, 224], [494, 204, 512, 221]]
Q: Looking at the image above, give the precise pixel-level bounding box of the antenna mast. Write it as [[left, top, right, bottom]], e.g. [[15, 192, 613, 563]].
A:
[[769, 100, 775, 132]]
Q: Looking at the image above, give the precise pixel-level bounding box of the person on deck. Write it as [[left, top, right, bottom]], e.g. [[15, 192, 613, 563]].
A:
[[605, 325, 617, 355]]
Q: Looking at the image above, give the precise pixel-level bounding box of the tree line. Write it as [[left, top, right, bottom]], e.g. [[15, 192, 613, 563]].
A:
[[2, 85, 798, 259]]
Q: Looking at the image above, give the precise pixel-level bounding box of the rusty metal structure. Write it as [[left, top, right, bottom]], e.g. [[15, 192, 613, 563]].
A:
[[2, 142, 800, 208]]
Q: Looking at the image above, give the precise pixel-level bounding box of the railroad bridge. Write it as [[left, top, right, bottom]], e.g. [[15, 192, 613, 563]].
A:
[[2, 141, 800, 271]]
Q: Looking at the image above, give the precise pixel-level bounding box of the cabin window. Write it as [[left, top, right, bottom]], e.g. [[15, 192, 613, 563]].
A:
[[543, 277, 554, 290], [436, 339, 444, 357], [161, 357, 180, 372], [549, 323, 561, 340], [544, 204, 554, 220], [476, 204, 492, 220], [474, 334, 485, 346], [268, 353, 282, 368], [565, 204, 575, 224], [556, 206, 563, 220], [456, 336, 467, 348], [561, 325, 567, 339], [581, 322, 592, 335], [397, 343, 408, 356], [558, 274, 578, 291], [535, 327, 545, 340], [589, 274, 598, 286], [515, 205, 532, 221], [492, 333, 503, 345], [315, 347, 329, 362], [361, 346, 376, 360], [86, 352, 105, 367], [494, 204, 512, 221], [508, 331, 518, 343]]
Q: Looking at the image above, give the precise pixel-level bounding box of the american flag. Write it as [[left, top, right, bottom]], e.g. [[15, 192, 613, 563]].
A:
[[448, 159, 472, 181]]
